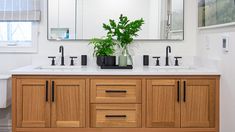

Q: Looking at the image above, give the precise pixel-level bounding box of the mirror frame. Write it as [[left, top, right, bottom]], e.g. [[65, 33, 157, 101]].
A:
[[47, 0, 185, 41]]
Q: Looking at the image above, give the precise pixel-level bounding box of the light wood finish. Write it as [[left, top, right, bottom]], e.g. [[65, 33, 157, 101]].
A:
[[12, 75, 220, 132], [147, 79, 180, 128], [181, 79, 216, 128], [90, 79, 141, 103], [51, 79, 86, 128], [91, 104, 141, 128], [16, 128, 217, 132], [16, 79, 50, 128]]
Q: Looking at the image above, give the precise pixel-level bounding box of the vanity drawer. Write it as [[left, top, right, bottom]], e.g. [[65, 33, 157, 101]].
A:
[[90, 104, 141, 128], [90, 79, 141, 103]]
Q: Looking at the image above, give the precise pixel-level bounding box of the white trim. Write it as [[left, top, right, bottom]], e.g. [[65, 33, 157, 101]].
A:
[[198, 22, 235, 30], [0, 22, 39, 53]]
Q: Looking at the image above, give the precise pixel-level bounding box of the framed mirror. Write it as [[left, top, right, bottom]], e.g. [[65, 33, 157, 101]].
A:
[[47, 0, 184, 41]]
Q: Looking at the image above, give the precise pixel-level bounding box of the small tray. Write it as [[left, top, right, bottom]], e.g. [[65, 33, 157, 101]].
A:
[[101, 65, 133, 69]]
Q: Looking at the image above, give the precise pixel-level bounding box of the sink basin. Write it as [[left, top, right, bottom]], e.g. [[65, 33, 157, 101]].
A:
[[148, 66, 195, 70], [36, 66, 83, 70]]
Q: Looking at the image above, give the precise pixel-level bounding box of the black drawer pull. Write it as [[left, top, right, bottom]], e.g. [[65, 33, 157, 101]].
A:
[[177, 81, 180, 102], [105, 90, 127, 93], [105, 115, 127, 118], [52, 81, 55, 102], [46, 81, 49, 102], [183, 81, 186, 102]]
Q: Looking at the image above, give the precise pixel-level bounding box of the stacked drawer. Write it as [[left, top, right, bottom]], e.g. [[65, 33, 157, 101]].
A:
[[90, 79, 142, 127]]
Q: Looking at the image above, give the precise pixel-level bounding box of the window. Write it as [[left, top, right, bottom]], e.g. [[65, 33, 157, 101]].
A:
[[0, 22, 38, 53], [198, 0, 235, 27], [0, 22, 32, 45]]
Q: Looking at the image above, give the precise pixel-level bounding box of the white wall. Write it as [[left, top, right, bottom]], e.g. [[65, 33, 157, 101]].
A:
[[197, 26, 235, 132], [0, 0, 198, 130]]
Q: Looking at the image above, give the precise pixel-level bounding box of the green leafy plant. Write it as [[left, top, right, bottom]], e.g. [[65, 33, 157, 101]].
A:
[[89, 36, 116, 57], [103, 14, 144, 48]]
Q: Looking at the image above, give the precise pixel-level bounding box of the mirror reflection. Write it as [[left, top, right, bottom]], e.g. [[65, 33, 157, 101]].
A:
[[48, 0, 184, 41]]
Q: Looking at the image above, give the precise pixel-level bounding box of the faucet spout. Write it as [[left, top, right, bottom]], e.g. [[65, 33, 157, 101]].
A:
[[165, 46, 171, 66], [59, 46, 65, 66]]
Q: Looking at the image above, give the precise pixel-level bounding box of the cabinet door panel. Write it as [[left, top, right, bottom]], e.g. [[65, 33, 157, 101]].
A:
[[51, 79, 85, 128], [147, 79, 180, 128], [181, 79, 215, 128], [16, 79, 50, 128]]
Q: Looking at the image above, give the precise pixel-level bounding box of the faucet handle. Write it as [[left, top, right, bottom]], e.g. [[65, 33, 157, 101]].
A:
[[70, 56, 78, 66], [152, 56, 161, 66], [174, 57, 182, 66], [48, 56, 56, 66]]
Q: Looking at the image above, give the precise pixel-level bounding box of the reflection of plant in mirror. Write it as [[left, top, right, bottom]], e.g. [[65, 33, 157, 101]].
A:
[[103, 14, 144, 48], [89, 36, 116, 57]]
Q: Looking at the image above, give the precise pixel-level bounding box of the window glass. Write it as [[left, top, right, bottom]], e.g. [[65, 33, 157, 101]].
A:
[[0, 22, 32, 42]]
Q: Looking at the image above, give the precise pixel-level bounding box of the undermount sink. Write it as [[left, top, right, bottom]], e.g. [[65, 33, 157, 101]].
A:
[[148, 66, 195, 70], [36, 66, 83, 70]]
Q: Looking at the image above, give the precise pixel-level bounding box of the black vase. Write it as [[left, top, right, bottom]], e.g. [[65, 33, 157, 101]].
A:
[[96, 56, 116, 66], [96, 56, 105, 66]]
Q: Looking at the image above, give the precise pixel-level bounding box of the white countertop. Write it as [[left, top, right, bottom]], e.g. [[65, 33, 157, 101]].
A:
[[10, 65, 221, 76]]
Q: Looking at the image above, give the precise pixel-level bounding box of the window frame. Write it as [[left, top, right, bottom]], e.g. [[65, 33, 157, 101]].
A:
[[0, 22, 39, 53]]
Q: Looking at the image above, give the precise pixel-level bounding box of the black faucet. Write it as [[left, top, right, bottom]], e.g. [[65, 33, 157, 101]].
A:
[[165, 46, 171, 66], [59, 45, 65, 66]]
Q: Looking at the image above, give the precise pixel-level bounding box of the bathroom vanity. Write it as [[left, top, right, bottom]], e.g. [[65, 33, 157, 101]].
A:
[[11, 66, 220, 132]]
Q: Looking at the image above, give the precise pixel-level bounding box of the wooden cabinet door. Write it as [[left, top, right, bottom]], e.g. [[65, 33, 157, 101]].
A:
[[181, 79, 216, 128], [147, 79, 180, 128], [51, 79, 85, 128], [16, 79, 50, 128]]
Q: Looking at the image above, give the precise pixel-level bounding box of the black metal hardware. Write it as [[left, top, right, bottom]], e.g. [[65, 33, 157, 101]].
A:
[[105, 115, 127, 118], [183, 81, 186, 102], [105, 90, 127, 93], [52, 81, 55, 102], [46, 81, 49, 102], [165, 46, 172, 66], [174, 57, 182, 66], [70, 56, 78, 66], [153, 56, 161, 66], [177, 81, 180, 102], [59, 46, 65, 66], [48, 56, 56, 66]]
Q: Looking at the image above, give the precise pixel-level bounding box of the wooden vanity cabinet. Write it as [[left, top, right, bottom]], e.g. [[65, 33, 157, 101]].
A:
[[146, 79, 181, 128], [51, 79, 86, 128], [147, 78, 217, 128], [15, 77, 86, 129], [180, 79, 216, 128], [16, 79, 51, 128], [12, 75, 219, 132]]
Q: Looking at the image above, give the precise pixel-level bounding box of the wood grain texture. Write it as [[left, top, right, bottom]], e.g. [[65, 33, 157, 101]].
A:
[[181, 79, 215, 128], [90, 79, 141, 103], [147, 79, 180, 128], [91, 104, 141, 128], [15, 128, 217, 132], [12, 75, 220, 132], [16, 79, 50, 128], [51, 79, 86, 128]]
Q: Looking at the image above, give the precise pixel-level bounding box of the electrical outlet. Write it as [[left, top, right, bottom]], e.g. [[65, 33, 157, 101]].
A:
[[222, 35, 229, 53]]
